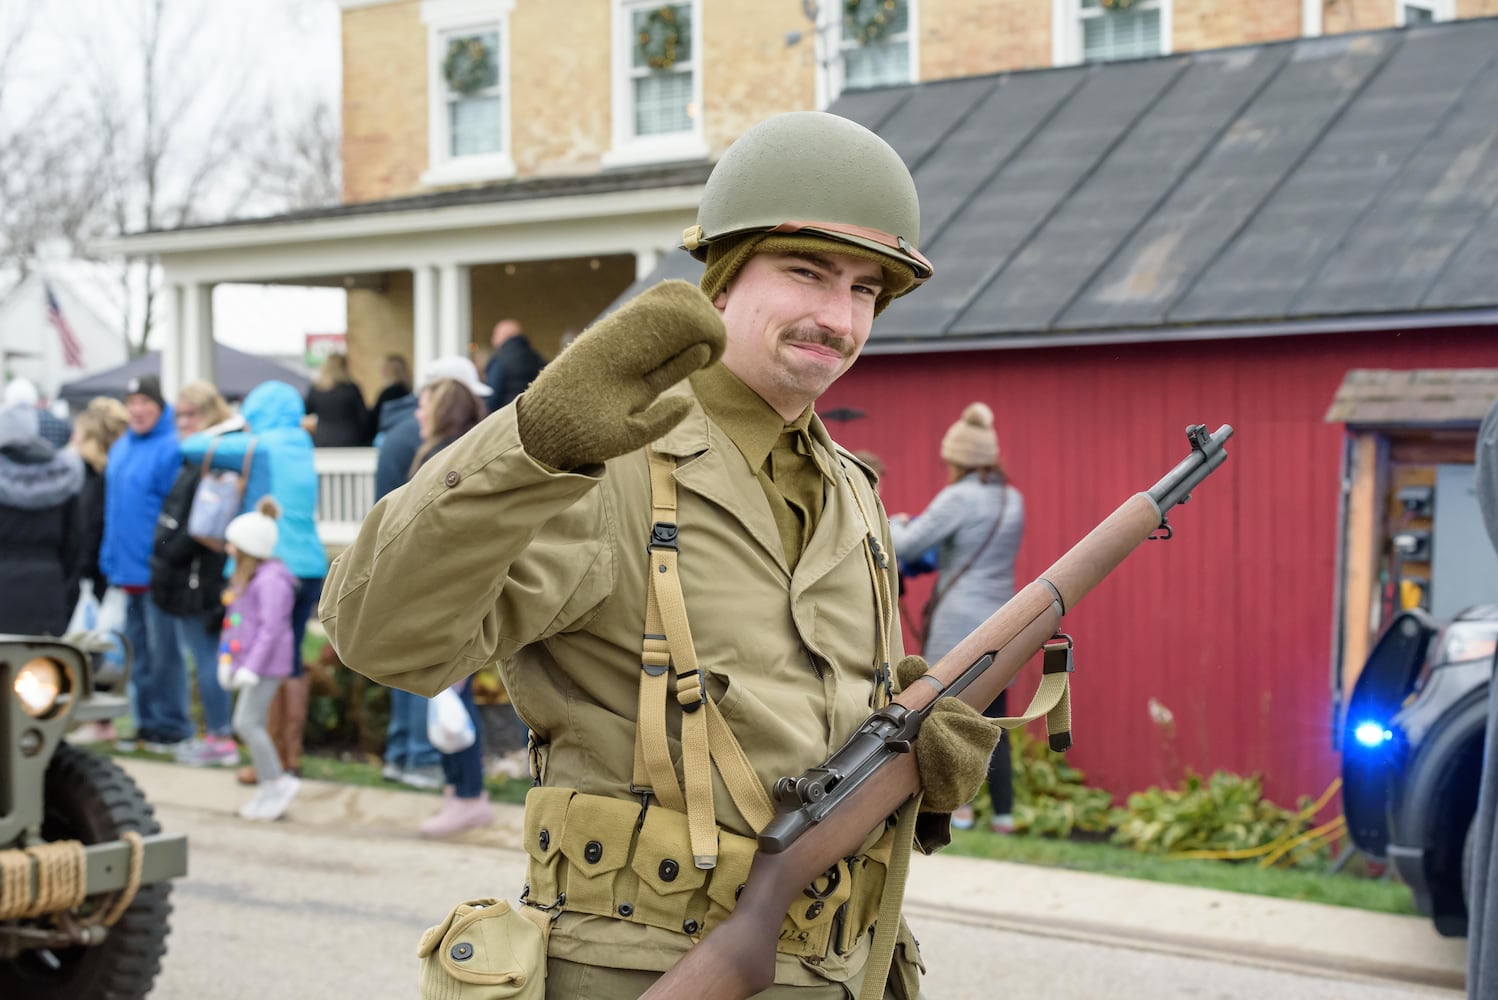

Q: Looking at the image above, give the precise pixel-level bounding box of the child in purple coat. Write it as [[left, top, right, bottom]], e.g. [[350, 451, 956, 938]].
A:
[[218, 497, 301, 821]]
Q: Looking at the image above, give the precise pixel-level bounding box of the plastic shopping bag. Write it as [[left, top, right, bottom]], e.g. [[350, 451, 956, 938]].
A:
[[428, 686, 476, 754], [67, 580, 101, 634]]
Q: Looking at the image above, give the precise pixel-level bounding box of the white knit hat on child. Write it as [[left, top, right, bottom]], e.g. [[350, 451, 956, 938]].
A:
[[940, 402, 1000, 469], [226, 496, 281, 559]]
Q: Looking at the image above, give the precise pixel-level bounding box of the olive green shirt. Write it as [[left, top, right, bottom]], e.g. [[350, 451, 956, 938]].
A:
[[690, 364, 834, 570]]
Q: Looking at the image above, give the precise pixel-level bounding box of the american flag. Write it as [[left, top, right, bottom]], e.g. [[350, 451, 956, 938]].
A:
[[45, 283, 84, 368]]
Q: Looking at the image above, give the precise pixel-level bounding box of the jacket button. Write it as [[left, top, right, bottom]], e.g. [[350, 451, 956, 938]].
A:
[[805, 901, 823, 919], [450, 942, 473, 961], [658, 859, 679, 882], [617, 902, 634, 917], [584, 840, 603, 864], [445, 470, 461, 487], [538, 829, 550, 852], [682, 919, 700, 934]]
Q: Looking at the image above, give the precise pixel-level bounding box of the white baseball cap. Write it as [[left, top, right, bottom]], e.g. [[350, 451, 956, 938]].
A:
[[4, 377, 39, 408], [419, 356, 491, 397]]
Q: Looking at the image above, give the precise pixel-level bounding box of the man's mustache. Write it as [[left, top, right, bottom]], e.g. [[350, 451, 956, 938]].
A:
[[781, 327, 853, 358]]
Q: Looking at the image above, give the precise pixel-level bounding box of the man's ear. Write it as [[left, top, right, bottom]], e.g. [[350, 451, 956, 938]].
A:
[[713, 291, 728, 311]]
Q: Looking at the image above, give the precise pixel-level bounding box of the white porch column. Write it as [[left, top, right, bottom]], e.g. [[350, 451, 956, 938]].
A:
[[160, 284, 184, 401], [179, 282, 216, 395], [436, 262, 471, 360], [412, 265, 438, 376], [635, 247, 661, 281]]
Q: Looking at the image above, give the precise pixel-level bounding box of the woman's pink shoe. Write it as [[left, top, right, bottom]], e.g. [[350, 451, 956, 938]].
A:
[[419, 796, 495, 838]]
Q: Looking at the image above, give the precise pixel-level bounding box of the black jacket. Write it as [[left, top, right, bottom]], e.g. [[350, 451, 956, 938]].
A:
[[73, 464, 107, 604], [485, 336, 546, 412], [149, 462, 229, 621], [0, 437, 84, 636], [374, 403, 421, 502], [305, 382, 372, 447]]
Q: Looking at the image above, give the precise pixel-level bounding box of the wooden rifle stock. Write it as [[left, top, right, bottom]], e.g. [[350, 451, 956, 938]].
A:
[[640, 425, 1233, 1000]]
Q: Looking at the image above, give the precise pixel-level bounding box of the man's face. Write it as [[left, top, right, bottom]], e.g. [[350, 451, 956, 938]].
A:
[[713, 250, 883, 420], [125, 395, 161, 435]]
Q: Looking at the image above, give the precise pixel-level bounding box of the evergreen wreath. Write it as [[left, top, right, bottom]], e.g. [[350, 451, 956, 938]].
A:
[[844, 0, 900, 46], [442, 35, 493, 95], [636, 5, 683, 71], [1098, 0, 1139, 10]]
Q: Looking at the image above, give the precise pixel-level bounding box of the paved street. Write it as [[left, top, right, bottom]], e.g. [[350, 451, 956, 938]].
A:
[[148, 800, 1458, 999]]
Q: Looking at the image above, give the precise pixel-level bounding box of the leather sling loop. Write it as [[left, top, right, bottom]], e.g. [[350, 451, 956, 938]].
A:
[[989, 634, 1075, 752], [856, 796, 920, 1000]]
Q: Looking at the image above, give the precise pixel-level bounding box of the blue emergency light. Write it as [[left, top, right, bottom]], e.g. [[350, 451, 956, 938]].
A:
[[1353, 721, 1393, 748]]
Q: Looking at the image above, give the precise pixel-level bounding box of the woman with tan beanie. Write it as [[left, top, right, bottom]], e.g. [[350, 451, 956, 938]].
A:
[[890, 401, 1025, 832]]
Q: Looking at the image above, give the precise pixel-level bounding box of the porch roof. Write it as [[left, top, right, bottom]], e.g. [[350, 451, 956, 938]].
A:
[[1325, 368, 1498, 428]]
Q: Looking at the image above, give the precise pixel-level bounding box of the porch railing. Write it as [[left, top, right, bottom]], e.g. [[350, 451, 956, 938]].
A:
[[314, 447, 377, 550]]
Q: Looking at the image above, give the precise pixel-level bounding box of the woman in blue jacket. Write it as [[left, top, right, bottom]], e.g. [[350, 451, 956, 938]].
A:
[[182, 380, 328, 780]]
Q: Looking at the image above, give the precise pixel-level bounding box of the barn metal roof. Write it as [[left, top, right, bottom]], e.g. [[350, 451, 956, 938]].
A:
[[618, 19, 1498, 349]]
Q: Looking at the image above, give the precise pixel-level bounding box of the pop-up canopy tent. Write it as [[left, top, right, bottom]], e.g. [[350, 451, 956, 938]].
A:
[[57, 343, 310, 409]]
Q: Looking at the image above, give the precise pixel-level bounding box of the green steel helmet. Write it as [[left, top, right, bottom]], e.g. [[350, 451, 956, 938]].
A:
[[681, 111, 932, 285]]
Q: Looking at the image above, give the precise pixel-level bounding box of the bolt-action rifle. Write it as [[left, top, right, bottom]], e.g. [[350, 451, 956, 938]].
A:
[[640, 424, 1234, 1000]]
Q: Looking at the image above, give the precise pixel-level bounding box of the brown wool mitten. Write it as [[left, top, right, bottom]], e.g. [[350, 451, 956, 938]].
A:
[[895, 654, 1003, 814], [516, 280, 726, 470]]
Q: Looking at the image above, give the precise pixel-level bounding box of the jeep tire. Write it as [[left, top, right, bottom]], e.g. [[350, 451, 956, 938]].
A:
[[1, 745, 173, 1000]]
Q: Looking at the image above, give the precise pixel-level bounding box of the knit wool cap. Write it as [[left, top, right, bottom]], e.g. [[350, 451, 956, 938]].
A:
[[226, 496, 281, 560], [124, 374, 165, 409], [941, 402, 1000, 469], [699, 232, 917, 317]]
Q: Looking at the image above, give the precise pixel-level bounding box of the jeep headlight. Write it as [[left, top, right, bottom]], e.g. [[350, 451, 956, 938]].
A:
[[15, 657, 68, 718]]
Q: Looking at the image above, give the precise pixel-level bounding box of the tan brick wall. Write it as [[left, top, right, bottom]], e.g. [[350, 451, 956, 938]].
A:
[[345, 272, 415, 400], [509, 1, 612, 175], [701, 0, 816, 154], [469, 256, 636, 358], [1321, 0, 1396, 34], [921, 0, 1051, 78], [1175, 0, 1302, 50], [342, 2, 428, 203], [1455, 0, 1498, 16]]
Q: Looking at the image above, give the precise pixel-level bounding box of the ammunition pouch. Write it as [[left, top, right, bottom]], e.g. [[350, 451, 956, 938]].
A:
[[417, 897, 547, 1000], [521, 788, 896, 960]]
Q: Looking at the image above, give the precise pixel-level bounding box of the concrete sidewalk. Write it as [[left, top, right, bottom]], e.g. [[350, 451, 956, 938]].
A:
[[119, 757, 1468, 993]]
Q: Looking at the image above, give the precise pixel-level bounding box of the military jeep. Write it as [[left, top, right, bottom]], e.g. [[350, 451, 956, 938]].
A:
[[1, 634, 188, 999]]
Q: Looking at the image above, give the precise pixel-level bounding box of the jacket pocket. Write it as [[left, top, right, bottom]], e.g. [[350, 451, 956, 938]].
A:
[[417, 898, 545, 1000]]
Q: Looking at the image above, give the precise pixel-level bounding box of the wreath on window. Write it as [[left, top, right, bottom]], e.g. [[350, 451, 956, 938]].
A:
[[636, 5, 683, 71], [844, 0, 899, 45], [442, 35, 493, 95], [1099, 0, 1139, 10]]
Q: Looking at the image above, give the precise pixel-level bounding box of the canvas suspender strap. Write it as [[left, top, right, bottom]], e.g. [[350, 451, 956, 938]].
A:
[[841, 471, 895, 709], [636, 452, 776, 867], [988, 635, 1076, 752]]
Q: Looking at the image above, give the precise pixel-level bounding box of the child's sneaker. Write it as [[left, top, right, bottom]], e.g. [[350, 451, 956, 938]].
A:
[[256, 774, 302, 821], [238, 787, 275, 821], [177, 736, 240, 768], [399, 765, 445, 791]]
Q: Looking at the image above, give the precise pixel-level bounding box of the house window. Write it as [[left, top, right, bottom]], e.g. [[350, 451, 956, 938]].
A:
[[422, 0, 515, 186], [839, 0, 916, 92], [1054, 0, 1169, 66], [605, 0, 705, 167], [1080, 0, 1164, 62], [1397, 0, 1452, 25]]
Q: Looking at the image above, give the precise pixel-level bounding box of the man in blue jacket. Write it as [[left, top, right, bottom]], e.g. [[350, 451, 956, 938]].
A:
[[101, 375, 190, 749]]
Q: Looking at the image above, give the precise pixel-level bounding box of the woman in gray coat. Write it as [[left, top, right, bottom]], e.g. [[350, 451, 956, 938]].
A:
[[891, 401, 1024, 832]]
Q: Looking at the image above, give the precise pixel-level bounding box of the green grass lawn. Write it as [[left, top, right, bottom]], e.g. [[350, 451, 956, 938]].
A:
[[942, 825, 1417, 915]]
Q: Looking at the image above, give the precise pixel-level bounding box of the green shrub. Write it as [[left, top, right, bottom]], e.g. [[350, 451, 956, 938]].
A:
[[1007, 727, 1113, 838], [1109, 770, 1329, 866]]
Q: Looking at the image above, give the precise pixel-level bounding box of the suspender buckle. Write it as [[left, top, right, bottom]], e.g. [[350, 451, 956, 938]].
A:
[[866, 535, 889, 569], [649, 521, 679, 551]]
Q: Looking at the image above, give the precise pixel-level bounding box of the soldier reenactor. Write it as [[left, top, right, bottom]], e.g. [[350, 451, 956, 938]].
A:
[[322, 111, 1002, 999]]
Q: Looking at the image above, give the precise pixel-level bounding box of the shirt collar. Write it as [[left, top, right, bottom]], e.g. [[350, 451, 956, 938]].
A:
[[689, 365, 836, 482]]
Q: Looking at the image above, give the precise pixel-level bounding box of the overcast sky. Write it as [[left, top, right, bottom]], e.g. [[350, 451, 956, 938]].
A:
[[6, 0, 348, 358]]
